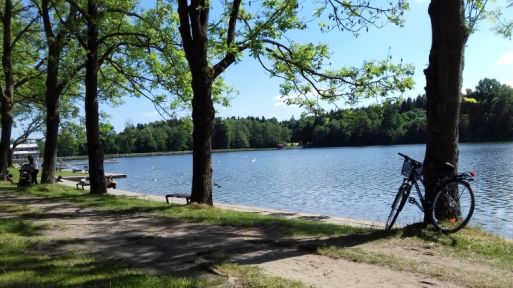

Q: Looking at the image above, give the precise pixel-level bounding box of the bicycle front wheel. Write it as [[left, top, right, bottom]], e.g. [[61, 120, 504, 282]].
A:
[[431, 180, 475, 233], [385, 183, 410, 230]]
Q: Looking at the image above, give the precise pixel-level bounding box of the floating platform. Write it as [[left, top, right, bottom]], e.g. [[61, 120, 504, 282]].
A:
[[62, 173, 127, 182], [63, 159, 118, 166]]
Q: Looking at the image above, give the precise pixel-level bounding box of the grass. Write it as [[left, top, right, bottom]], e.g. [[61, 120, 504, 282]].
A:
[[6, 182, 370, 237], [3, 180, 513, 287], [7, 167, 87, 183], [0, 194, 310, 287], [0, 217, 309, 288], [318, 246, 406, 268], [216, 263, 310, 288], [0, 203, 42, 216], [55, 170, 89, 178], [318, 223, 513, 288], [0, 181, 367, 287], [0, 219, 206, 288], [412, 224, 513, 267]]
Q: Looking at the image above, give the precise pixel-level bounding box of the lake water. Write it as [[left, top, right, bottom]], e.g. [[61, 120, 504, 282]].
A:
[[98, 143, 513, 238]]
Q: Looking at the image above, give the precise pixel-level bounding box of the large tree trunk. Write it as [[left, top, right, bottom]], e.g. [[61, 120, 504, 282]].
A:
[[0, 0, 14, 180], [7, 148, 13, 167], [40, 0, 66, 184], [423, 0, 467, 223], [177, 0, 214, 205], [85, 0, 106, 194], [190, 72, 214, 204], [0, 102, 13, 180], [40, 47, 61, 184]]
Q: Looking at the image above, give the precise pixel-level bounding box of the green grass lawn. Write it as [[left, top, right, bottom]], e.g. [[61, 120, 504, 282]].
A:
[[7, 167, 87, 183], [0, 215, 310, 288], [2, 180, 512, 288], [1, 181, 365, 288], [0, 217, 207, 288], [7, 182, 369, 237]]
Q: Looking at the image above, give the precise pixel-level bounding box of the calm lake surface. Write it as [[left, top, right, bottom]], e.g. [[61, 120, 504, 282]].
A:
[[98, 143, 513, 238]]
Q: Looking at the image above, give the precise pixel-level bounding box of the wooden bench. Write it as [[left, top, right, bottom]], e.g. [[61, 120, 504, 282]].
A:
[[76, 181, 90, 190], [165, 193, 191, 204]]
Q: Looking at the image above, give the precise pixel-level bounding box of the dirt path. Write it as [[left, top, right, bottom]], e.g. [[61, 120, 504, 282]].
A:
[[0, 192, 496, 287]]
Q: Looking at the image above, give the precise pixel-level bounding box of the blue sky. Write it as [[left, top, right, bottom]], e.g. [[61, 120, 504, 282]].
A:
[[103, 0, 513, 132]]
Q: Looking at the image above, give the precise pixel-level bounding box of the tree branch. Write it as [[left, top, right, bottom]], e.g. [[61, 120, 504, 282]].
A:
[[11, 12, 40, 49], [177, 0, 193, 57], [97, 32, 149, 46], [211, 0, 242, 79], [14, 57, 46, 89], [226, 0, 241, 46]]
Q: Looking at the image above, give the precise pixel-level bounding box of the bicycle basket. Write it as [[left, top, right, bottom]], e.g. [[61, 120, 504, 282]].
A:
[[401, 159, 423, 179], [401, 160, 412, 177]]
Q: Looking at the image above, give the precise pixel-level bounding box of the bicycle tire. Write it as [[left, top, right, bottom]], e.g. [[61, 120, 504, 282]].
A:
[[431, 180, 475, 233], [385, 183, 410, 230]]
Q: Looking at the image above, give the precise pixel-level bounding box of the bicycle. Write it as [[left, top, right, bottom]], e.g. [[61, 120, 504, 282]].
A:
[[385, 153, 476, 233]]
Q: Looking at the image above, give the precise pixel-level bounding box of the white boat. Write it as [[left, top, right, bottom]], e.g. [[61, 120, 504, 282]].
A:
[[11, 143, 40, 162]]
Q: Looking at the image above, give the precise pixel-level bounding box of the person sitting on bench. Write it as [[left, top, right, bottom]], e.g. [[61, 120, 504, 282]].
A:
[[106, 175, 117, 189]]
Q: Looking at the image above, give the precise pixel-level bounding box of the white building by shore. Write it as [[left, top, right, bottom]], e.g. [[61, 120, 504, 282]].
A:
[[11, 143, 40, 162]]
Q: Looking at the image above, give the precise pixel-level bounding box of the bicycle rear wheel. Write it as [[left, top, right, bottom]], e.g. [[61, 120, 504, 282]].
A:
[[431, 180, 475, 233], [385, 183, 410, 230]]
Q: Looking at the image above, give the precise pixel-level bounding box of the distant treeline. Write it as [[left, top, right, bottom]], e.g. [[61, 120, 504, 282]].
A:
[[57, 78, 513, 156]]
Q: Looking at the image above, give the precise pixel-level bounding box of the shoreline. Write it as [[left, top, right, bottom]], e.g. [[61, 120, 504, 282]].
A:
[[58, 179, 382, 229], [59, 147, 296, 161], [57, 141, 513, 161]]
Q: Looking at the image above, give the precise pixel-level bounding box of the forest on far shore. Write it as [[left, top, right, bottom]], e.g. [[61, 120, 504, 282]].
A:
[[56, 78, 513, 157]]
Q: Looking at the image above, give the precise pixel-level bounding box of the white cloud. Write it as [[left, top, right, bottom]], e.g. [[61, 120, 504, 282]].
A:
[[496, 52, 513, 65], [273, 95, 287, 106], [142, 111, 159, 117]]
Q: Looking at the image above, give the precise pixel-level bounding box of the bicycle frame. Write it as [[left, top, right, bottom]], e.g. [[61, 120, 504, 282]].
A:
[[403, 173, 426, 212], [402, 162, 475, 214]]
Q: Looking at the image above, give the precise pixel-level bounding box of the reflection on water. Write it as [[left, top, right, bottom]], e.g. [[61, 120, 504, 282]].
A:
[[105, 143, 513, 239]]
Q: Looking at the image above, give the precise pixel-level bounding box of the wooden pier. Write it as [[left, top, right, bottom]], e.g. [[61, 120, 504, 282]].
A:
[[62, 173, 127, 182]]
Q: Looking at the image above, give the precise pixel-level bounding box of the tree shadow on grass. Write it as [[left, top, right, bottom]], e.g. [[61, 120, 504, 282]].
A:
[[399, 222, 459, 246], [0, 214, 205, 287], [1, 189, 412, 282], [0, 248, 204, 288]]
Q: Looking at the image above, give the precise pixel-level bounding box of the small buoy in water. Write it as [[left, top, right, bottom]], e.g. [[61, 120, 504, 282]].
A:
[[251, 158, 256, 162], [151, 165, 155, 170], [153, 178, 157, 182]]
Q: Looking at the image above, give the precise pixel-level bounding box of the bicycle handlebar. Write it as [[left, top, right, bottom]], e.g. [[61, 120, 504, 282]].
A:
[[398, 152, 423, 167], [398, 152, 476, 180]]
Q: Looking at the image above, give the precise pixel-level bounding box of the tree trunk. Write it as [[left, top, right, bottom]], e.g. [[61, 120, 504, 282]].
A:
[[177, 0, 215, 205], [85, 0, 106, 194], [0, 0, 14, 180], [0, 103, 13, 180], [423, 0, 467, 223], [40, 46, 61, 184], [40, 0, 66, 184], [7, 148, 13, 167], [190, 72, 214, 204]]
